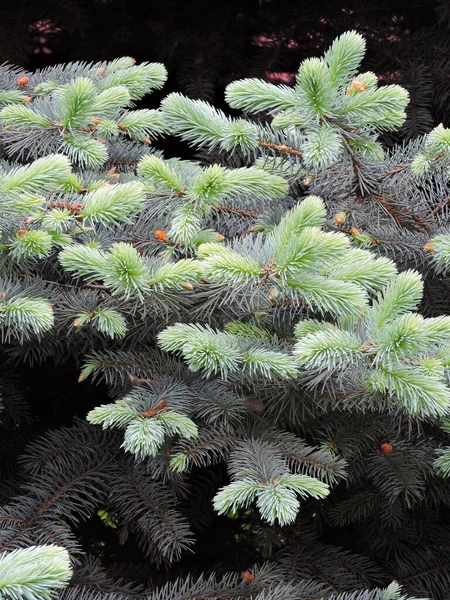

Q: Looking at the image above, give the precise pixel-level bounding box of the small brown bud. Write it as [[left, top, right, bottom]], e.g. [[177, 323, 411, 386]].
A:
[[267, 287, 276, 302], [91, 118, 102, 125], [380, 442, 393, 455], [214, 232, 225, 240], [154, 229, 168, 242], [424, 240, 435, 253], [241, 572, 255, 583], [183, 282, 194, 290], [333, 212, 347, 225], [17, 76, 29, 87], [346, 80, 366, 94], [73, 318, 83, 329], [17, 229, 27, 237], [22, 96, 33, 104]]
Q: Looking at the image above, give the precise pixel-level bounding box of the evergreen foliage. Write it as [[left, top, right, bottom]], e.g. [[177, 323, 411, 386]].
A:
[[2, 29, 450, 600]]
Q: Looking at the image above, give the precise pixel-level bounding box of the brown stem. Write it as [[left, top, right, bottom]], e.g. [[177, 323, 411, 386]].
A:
[[213, 205, 259, 218], [371, 191, 429, 233], [383, 164, 411, 176], [428, 197, 450, 219], [257, 140, 303, 157], [138, 400, 167, 418]]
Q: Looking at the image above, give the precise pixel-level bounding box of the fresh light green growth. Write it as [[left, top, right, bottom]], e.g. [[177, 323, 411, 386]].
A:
[[194, 195, 397, 318], [154, 195, 450, 419], [0, 154, 71, 216], [0, 293, 54, 343], [0, 154, 71, 196], [73, 307, 127, 339], [160, 32, 408, 169], [0, 154, 77, 345], [212, 440, 329, 525], [426, 234, 450, 274], [294, 270, 450, 418], [434, 448, 450, 477], [79, 182, 146, 226], [87, 385, 198, 459], [434, 419, 450, 477], [160, 92, 259, 153], [410, 125, 450, 177], [158, 323, 298, 380], [59, 242, 202, 300], [9, 230, 54, 260], [3, 177, 147, 268], [227, 30, 407, 168], [137, 155, 288, 246], [213, 473, 328, 526], [225, 30, 408, 168], [40, 181, 145, 234], [95, 59, 167, 99], [361, 581, 428, 600], [0, 545, 72, 600], [0, 58, 167, 167]]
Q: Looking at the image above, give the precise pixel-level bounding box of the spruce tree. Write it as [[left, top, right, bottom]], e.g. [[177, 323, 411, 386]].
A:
[[0, 30, 450, 600]]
